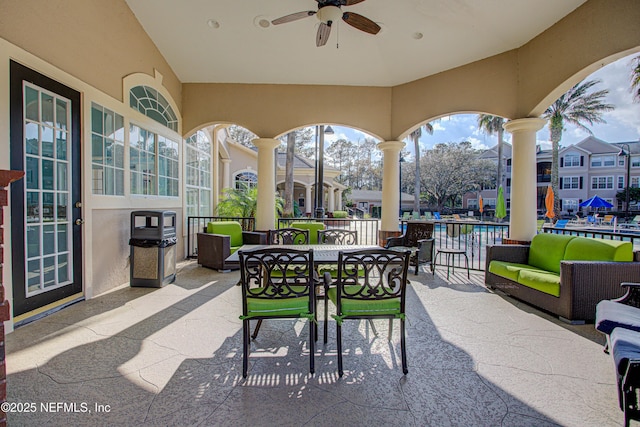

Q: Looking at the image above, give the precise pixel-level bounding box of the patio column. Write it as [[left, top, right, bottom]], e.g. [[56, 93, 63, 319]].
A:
[[337, 189, 343, 210], [328, 184, 335, 212], [503, 118, 546, 242], [221, 158, 231, 190], [377, 140, 405, 245], [253, 138, 280, 231], [305, 184, 312, 216]]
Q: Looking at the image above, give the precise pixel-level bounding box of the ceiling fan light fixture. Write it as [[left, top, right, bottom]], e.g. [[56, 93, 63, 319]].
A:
[[317, 6, 343, 24]]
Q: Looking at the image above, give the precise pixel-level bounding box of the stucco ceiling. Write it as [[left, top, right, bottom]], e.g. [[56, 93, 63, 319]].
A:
[[125, 0, 586, 87]]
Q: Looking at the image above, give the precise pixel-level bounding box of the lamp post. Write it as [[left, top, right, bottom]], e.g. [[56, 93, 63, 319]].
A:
[[619, 143, 631, 220], [315, 125, 334, 218]]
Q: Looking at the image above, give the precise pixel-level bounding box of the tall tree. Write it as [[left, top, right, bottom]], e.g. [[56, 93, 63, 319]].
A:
[[283, 132, 296, 217], [543, 79, 614, 216], [632, 55, 640, 102], [477, 115, 506, 189], [227, 124, 257, 147], [409, 123, 434, 213]]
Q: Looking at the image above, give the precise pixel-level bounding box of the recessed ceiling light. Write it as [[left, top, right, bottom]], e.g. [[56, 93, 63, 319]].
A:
[[412, 32, 423, 40], [254, 16, 271, 28], [207, 19, 220, 29]]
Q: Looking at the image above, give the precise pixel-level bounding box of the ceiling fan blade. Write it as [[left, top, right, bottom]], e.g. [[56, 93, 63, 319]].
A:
[[316, 22, 331, 47], [271, 11, 315, 25], [344, 0, 366, 5], [342, 12, 381, 35]]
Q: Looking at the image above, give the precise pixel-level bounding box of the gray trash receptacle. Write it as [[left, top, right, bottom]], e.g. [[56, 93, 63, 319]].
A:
[[129, 210, 177, 287]]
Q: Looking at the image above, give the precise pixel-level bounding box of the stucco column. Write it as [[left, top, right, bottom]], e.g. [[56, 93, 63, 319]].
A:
[[503, 118, 546, 242], [221, 159, 231, 190], [305, 185, 312, 215], [327, 185, 335, 212], [337, 189, 343, 210], [253, 138, 280, 231], [377, 140, 405, 233]]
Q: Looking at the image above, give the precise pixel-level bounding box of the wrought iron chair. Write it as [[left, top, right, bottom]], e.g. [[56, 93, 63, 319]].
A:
[[385, 221, 435, 275], [323, 248, 411, 376], [268, 228, 310, 245], [317, 229, 358, 245], [238, 247, 316, 378]]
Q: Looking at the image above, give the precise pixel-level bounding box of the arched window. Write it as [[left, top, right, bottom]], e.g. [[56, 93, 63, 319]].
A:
[[129, 85, 178, 131], [185, 131, 212, 217], [234, 171, 257, 191]]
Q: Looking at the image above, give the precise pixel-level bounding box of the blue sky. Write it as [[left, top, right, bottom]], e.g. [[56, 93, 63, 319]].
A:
[[325, 54, 639, 161]]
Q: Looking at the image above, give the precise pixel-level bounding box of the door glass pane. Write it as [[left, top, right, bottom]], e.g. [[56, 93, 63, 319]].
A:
[[25, 122, 39, 155], [57, 162, 67, 191], [104, 139, 113, 166], [105, 168, 114, 195], [41, 93, 54, 126], [56, 130, 67, 160], [26, 192, 39, 223], [25, 86, 39, 121], [43, 225, 55, 255], [42, 192, 54, 222], [57, 193, 68, 221], [57, 224, 68, 252], [42, 159, 54, 190], [42, 126, 54, 158], [58, 254, 69, 283], [27, 260, 41, 293], [27, 225, 40, 258], [26, 157, 39, 189], [43, 256, 55, 288], [92, 134, 103, 164], [56, 99, 67, 130], [116, 170, 124, 195]]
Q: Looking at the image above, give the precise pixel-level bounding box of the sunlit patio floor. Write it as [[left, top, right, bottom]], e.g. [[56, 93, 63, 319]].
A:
[[6, 260, 622, 426]]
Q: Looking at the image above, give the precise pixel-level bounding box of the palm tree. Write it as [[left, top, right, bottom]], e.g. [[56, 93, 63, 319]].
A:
[[543, 79, 614, 217], [409, 122, 434, 214], [477, 115, 506, 190], [632, 55, 640, 103]]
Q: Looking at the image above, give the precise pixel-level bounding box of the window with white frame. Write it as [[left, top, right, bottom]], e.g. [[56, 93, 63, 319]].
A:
[[563, 199, 578, 211], [632, 156, 640, 167], [234, 171, 257, 191], [467, 199, 478, 209], [618, 176, 625, 189], [564, 154, 580, 167], [129, 85, 178, 132], [485, 198, 496, 207], [632, 177, 640, 188], [591, 176, 613, 189], [129, 124, 179, 196], [562, 176, 580, 189], [91, 103, 124, 195], [591, 155, 616, 167], [185, 131, 212, 218]]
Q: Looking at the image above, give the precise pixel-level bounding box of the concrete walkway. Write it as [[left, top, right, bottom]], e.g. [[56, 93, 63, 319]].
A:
[[6, 261, 621, 426]]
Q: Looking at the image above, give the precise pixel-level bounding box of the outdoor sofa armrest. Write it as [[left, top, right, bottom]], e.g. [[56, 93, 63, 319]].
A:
[[559, 261, 640, 321], [613, 282, 640, 308], [484, 244, 529, 271], [242, 231, 267, 244], [385, 236, 405, 248], [197, 232, 232, 271]]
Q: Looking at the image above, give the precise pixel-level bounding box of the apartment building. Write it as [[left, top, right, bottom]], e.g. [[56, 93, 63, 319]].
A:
[[469, 136, 640, 216]]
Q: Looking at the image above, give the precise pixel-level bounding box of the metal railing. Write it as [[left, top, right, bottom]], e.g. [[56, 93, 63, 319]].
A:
[[277, 218, 380, 246], [186, 216, 256, 258], [427, 220, 510, 271]]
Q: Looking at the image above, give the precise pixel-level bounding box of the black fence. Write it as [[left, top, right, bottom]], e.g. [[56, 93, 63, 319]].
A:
[[277, 218, 380, 246]]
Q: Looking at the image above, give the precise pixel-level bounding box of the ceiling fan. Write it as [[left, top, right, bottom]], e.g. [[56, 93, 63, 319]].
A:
[[271, 0, 381, 47]]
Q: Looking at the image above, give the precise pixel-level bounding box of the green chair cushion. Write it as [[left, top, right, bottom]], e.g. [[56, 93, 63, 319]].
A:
[[327, 286, 401, 316], [564, 237, 633, 262], [246, 288, 310, 317], [528, 233, 575, 274], [291, 222, 325, 244], [207, 221, 243, 247], [516, 269, 561, 297], [488, 261, 544, 282]]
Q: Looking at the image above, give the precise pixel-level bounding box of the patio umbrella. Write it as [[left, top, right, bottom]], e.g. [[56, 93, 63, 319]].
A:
[[478, 194, 483, 221], [545, 185, 555, 219], [579, 195, 614, 209], [495, 186, 506, 221]]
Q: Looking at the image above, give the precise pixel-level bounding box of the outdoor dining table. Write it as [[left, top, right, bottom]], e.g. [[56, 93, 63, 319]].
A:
[[225, 244, 380, 264]]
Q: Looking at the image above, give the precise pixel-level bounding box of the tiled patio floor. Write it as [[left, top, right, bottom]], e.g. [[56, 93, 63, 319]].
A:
[[6, 261, 622, 426]]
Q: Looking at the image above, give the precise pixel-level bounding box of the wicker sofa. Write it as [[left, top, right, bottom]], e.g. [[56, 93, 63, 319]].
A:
[[197, 221, 267, 272], [485, 233, 640, 322]]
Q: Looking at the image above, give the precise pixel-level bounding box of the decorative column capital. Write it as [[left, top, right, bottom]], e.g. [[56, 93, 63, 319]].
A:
[[377, 140, 405, 153], [252, 138, 280, 151], [503, 117, 546, 134]]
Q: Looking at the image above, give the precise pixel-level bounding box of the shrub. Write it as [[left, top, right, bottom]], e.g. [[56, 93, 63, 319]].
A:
[[332, 210, 348, 218]]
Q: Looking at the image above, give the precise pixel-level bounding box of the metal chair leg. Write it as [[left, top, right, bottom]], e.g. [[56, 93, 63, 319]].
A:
[[401, 317, 408, 374], [368, 319, 378, 336], [388, 318, 393, 341], [337, 323, 344, 377], [243, 319, 250, 378], [251, 319, 263, 339]]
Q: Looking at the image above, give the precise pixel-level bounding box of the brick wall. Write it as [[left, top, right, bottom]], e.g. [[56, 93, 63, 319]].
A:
[[0, 170, 25, 427]]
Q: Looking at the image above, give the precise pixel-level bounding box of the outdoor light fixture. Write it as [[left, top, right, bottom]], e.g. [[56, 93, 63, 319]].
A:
[[315, 125, 334, 218], [619, 143, 632, 219]]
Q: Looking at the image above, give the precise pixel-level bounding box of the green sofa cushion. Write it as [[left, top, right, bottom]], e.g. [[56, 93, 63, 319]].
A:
[[517, 269, 561, 297], [327, 286, 401, 317], [564, 237, 633, 262], [207, 221, 243, 247], [528, 233, 576, 274], [290, 222, 325, 244], [488, 261, 546, 282]]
